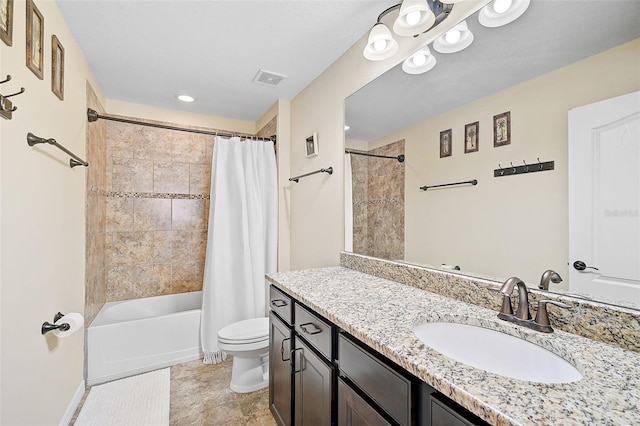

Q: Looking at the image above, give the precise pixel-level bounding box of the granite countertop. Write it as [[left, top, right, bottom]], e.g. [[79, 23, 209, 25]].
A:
[[266, 266, 640, 426]]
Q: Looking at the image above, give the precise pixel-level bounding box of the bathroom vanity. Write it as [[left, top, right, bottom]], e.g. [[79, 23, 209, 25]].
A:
[[266, 259, 640, 425]]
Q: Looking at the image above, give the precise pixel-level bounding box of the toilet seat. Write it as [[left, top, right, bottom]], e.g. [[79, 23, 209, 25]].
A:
[[218, 317, 269, 344]]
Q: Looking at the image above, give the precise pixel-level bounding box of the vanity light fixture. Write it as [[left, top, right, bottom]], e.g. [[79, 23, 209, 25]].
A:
[[393, 0, 436, 37], [363, 22, 399, 61], [363, 0, 453, 62], [177, 94, 195, 103], [433, 20, 473, 53], [478, 0, 530, 27], [402, 47, 437, 74]]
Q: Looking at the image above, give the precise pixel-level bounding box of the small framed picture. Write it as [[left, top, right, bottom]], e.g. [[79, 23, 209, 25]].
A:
[[439, 129, 452, 158], [51, 35, 64, 100], [494, 111, 511, 147], [305, 132, 318, 158], [26, 0, 44, 80], [464, 121, 479, 153], [0, 0, 13, 46]]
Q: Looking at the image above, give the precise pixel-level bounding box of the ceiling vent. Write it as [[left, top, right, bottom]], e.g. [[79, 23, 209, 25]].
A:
[[253, 70, 287, 87]]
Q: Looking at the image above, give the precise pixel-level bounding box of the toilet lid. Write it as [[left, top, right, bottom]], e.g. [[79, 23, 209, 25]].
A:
[[218, 317, 269, 343]]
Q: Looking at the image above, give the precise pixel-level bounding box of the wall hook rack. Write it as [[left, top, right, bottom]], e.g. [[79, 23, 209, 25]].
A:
[[0, 75, 26, 120], [27, 133, 89, 168], [420, 179, 477, 191], [289, 167, 333, 183], [494, 158, 554, 177]]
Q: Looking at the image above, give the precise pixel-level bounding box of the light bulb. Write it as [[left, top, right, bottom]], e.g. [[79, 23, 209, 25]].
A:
[[405, 10, 422, 26], [412, 54, 427, 66], [493, 0, 513, 14], [373, 39, 387, 52], [445, 30, 461, 44]]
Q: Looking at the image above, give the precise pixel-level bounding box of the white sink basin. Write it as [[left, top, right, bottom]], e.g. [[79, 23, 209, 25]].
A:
[[412, 322, 583, 383]]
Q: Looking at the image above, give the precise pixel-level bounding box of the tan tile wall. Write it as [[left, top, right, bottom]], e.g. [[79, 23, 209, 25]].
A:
[[85, 83, 107, 325], [104, 121, 213, 301], [351, 140, 405, 260]]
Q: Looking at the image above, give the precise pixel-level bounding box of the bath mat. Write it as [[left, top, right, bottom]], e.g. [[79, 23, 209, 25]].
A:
[[75, 368, 170, 426]]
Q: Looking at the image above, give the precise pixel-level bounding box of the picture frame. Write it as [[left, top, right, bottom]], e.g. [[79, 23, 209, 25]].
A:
[[51, 35, 64, 100], [305, 132, 318, 158], [464, 121, 479, 153], [26, 0, 44, 80], [0, 0, 13, 46], [439, 129, 452, 158], [493, 111, 511, 147]]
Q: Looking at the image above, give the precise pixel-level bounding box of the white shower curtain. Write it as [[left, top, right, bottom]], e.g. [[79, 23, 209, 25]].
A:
[[200, 136, 278, 364]]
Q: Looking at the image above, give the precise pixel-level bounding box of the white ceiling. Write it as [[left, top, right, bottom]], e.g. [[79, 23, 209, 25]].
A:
[[56, 0, 398, 123]]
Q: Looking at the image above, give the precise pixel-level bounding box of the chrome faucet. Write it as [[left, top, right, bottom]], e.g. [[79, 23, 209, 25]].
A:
[[499, 277, 531, 320], [497, 276, 572, 333], [539, 269, 562, 290]]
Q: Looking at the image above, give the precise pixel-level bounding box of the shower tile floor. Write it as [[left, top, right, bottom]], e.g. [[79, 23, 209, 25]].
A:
[[72, 357, 276, 425]]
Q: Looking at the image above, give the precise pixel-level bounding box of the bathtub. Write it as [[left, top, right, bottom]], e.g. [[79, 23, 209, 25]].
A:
[[87, 291, 203, 386]]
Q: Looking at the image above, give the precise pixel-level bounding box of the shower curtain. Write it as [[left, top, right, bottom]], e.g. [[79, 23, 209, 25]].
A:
[[201, 136, 278, 364]]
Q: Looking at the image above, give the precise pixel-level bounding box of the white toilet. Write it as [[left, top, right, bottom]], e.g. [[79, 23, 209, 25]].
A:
[[217, 317, 270, 393]]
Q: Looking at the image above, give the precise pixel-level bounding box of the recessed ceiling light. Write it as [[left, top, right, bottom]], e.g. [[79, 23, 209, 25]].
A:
[[344, 125, 351, 131], [177, 94, 195, 103]]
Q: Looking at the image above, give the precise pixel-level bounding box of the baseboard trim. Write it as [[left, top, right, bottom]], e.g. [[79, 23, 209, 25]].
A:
[[59, 380, 85, 426]]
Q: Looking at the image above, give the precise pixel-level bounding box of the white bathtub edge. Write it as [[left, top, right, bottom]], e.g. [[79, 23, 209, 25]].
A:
[[87, 352, 203, 387]]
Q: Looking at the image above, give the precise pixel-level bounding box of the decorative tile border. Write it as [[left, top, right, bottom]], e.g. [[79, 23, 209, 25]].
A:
[[89, 186, 209, 200], [353, 199, 401, 205]]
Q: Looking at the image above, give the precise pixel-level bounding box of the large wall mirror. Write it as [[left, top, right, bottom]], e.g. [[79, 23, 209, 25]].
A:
[[344, 1, 640, 310]]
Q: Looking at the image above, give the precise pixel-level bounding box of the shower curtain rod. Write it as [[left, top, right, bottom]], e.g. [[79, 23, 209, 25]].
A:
[[345, 150, 405, 163], [87, 109, 276, 143]]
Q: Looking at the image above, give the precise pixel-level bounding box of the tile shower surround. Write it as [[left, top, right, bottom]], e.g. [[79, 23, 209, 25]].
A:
[[351, 140, 405, 260], [84, 114, 277, 305]]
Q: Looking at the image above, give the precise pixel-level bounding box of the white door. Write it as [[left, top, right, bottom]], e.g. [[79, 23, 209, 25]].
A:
[[568, 91, 640, 305]]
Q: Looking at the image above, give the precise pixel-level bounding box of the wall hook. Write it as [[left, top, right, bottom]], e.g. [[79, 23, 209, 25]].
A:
[[523, 160, 529, 172], [4, 87, 25, 98], [498, 163, 504, 176], [537, 157, 543, 170], [510, 162, 516, 173], [0, 75, 11, 85]]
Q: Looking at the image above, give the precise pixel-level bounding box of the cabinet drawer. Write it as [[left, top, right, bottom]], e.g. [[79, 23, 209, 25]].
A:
[[338, 378, 392, 426], [294, 303, 333, 360], [270, 285, 293, 325], [338, 333, 412, 426]]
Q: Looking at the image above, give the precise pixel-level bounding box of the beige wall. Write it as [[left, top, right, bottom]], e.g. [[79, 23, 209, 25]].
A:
[[288, 2, 487, 270], [0, 1, 104, 424], [366, 39, 640, 286]]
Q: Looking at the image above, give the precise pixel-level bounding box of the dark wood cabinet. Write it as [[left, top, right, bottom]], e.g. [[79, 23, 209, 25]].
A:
[[293, 337, 334, 425], [269, 284, 488, 426], [338, 378, 392, 426], [270, 312, 293, 426]]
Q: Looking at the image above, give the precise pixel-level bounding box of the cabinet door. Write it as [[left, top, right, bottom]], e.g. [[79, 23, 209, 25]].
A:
[[270, 313, 292, 426], [294, 337, 333, 425], [338, 378, 391, 426]]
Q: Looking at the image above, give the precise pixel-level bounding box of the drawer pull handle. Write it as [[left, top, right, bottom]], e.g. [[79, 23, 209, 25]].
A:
[[291, 347, 304, 374], [280, 337, 291, 362], [271, 299, 287, 307], [299, 322, 322, 335]]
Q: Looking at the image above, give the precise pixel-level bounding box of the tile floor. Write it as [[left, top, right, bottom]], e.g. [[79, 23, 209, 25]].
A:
[[72, 358, 277, 426]]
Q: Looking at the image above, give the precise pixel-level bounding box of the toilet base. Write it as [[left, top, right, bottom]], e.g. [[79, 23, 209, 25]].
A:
[[229, 353, 269, 393]]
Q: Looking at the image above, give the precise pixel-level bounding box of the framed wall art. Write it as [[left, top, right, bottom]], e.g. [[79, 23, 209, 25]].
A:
[[305, 132, 318, 158], [439, 129, 452, 158], [464, 121, 479, 153], [26, 0, 44, 79], [51, 35, 64, 100], [494, 111, 511, 147], [0, 0, 13, 46]]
